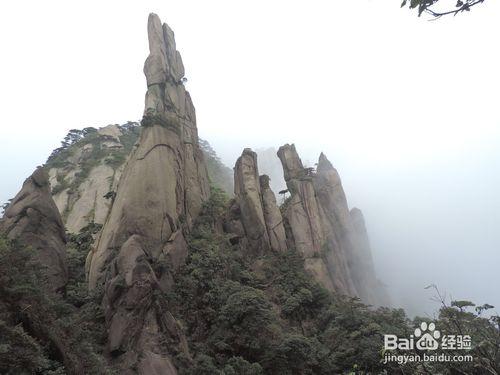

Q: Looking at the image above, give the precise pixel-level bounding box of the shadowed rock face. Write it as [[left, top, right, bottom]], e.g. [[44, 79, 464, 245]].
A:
[[277, 144, 388, 305], [87, 13, 209, 374], [0, 167, 68, 293], [230, 148, 287, 255]]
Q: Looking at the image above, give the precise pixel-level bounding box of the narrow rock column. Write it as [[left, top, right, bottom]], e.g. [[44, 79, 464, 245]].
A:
[[87, 13, 209, 374], [234, 148, 271, 255], [277, 144, 324, 257], [259, 175, 287, 252]]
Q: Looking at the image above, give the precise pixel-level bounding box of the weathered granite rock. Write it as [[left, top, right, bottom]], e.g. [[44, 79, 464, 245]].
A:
[[277, 144, 388, 305], [260, 175, 287, 253], [230, 149, 287, 255], [233, 149, 270, 255], [277, 144, 325, 258], [0, 167, 68, 293], [87, 13, 209, 374]]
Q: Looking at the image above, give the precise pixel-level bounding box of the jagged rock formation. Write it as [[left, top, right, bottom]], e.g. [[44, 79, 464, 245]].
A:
[[86, 13, 209, 374], [277, 144, 386, 305], [46, 125, 231, 235], [228, 149, 286, 254], [0, 167, 68, 293], [224, 144, 387, 306]]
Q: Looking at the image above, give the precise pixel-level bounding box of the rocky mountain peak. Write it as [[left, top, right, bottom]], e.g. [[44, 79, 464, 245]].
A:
[[85, 14, 209, 374], [317, 151, 334, 172], [277, 143, 305, 182]]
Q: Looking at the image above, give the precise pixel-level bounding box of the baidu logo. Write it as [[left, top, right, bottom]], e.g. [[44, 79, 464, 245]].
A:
[[384, 321, 471, 351], [414, 322, 440, 350]]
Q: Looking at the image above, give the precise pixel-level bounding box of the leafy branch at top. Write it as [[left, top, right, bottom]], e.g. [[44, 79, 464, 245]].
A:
[[402, 0, 486, 18]]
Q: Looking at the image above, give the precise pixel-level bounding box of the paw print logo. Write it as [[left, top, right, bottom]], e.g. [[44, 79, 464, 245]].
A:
[[415, 322, 440, 350]]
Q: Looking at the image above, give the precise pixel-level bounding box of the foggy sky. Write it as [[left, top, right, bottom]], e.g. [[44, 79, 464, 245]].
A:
[[0, 0, 499, 316]]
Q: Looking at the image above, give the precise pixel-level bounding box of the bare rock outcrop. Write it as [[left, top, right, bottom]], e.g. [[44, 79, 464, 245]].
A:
[[0, 167, 68, 293], [277, 144, 390, 304], [259, 175, 287, 253], [229, 148, 286, 255], [87, 13, 209, 374], [233, 149, 271, 255]]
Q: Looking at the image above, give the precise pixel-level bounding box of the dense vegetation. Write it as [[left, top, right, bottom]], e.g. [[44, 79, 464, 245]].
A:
[[166, 188, 500, 374], [1, 190, 498, 374], [0, 228, 113, 374]]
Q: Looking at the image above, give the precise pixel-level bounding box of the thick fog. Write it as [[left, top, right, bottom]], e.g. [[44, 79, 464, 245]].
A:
[[1, 1, 499, 317]]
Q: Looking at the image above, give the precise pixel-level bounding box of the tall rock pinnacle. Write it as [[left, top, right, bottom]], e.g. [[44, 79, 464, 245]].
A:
[[277, 144, 388, 305], [87, 13, 209, 374], [259, 174, 287, 253], [229, 148, 287, 255], [233, 149, 271, 254], [0, 167, 68, 293]]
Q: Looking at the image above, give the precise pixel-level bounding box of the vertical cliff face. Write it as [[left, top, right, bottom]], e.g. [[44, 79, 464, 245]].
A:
[[350, 207, 390, 306], [86, 13, 209, 374], [259, 175, 287, 253], [0, 167, 68, 293], [277, 144, 354, 294], [233, 149, 271, 255], [276, 144, 387, 305], [230, 148, 287, 255]]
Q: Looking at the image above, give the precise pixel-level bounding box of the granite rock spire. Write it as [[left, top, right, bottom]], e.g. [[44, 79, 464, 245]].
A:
[[86, 13, 209, 374]]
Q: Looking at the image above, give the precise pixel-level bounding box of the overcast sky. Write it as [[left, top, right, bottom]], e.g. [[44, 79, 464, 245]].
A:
[[1, 0, 499, 316]]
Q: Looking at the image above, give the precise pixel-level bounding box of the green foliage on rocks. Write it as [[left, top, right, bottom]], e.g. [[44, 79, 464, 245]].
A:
[[46, 123, 141, 197], [0, 231, 113, 374], [141, 111, 182, 136], [166, 189, 500, 375]]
